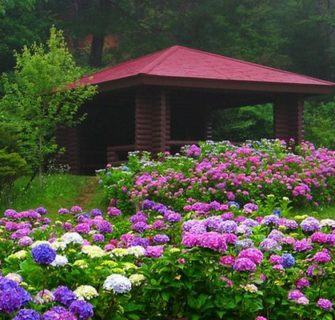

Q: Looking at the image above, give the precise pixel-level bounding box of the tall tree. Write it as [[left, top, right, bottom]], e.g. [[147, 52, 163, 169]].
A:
[[0, 27, 97, 178]]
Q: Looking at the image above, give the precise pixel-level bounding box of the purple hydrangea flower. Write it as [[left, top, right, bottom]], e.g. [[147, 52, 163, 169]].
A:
[[259, 238, 282, 252], [43, 307, 76, 320], [146, 246, 164, 258], [300, 217, 320, 233], [13, 309, 41, 320], [132, 221, 148, 233], [107, 207, 121, 217], [317, 298, 333, 311], [153, 234, 170, 244], [75, 223, 91, 234], [58, 208, 69, 215], [293, 238, 312, 252], [130, 237, 150, 248], [35, 207, 47, 215], [18, 236, 33, 247], [281, 253, 295, 268], [0, 278, 31, 313], [93, 234, 105, 243], [129, 212, 148, 224], [165, 212, 181, 223], [31, 244, 56, 265], [90, 208, 103, 217], [95, 220, 113, 234], [53, 286, 76, 307], [217, 221, 237, 234], [69, 300, 94, 320], [262, 215, 280, 226]]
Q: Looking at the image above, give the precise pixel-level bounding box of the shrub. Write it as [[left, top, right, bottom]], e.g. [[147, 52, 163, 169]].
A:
[[98, 139, 335, 210]]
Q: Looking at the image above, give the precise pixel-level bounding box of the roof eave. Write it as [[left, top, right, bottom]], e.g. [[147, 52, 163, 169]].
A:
[[97, 74, 335, 95]]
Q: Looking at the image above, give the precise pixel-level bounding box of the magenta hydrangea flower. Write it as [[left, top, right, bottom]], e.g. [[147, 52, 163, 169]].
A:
[[233, 258, 256, 272], [317, 298, 333, 311], [313, 250, 331, 263], [146, 246, 164, 258], [238, 248, 263, 265], [107, 207, 121, 217]]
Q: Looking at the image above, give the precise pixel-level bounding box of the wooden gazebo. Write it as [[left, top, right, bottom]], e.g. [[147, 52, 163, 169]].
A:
[[57, 45, 335, 174]]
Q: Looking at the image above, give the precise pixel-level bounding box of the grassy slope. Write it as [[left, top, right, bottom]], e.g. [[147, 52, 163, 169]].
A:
[[1, 174, 335, 220], [0, 174, 106, 214]]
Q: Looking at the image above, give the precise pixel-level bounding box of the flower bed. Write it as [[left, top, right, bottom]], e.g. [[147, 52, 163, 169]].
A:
[[98, 140, 335, 211], [0, 140, 335, 319], [0, 204, 334, 319]]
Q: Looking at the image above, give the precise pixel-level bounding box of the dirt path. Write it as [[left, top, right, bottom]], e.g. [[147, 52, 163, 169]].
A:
[[74, 176, 100, 209]]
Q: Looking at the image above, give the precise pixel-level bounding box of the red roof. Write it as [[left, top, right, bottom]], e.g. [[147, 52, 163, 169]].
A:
[[76, 45, 335, 93]]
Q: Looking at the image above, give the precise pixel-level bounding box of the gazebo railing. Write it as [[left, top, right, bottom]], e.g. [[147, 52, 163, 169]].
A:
[[107, 144, 135, 164]]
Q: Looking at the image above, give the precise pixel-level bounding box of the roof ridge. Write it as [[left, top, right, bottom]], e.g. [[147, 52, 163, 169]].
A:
[[180, 46, 335, 86], [79, 46, 174, 80], [139, 45, 181, 74]]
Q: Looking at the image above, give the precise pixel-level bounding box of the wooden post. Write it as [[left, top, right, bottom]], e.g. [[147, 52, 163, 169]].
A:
[[274, 94, 304, 144], [56, 126, 81, 174], [152, 89, 169, 153], [135, 89, 153, 152], [205, 106, 213, 140]]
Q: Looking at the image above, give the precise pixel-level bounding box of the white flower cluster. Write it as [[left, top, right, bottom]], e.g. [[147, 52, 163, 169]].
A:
[[81, 245, 105, 258], [61, 232, 84, 245], [126, 246, 146, 257], [50, 255, 68, 267], [320, 219, 335, 228], [74, 285, 99, 300], [103, 274, 132, 294]]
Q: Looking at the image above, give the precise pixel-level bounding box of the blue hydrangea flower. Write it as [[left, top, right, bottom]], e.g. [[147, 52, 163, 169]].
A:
[[282, 253, 295, 268], [273, 209, 282, 217], [69, 300, 94, 320], [31, 244, 56, 265], [13, 309, 41, 320]]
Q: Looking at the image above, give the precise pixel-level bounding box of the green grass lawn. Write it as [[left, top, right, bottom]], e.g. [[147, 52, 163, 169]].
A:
[[290, 205, 335, 220], [0, 174, 106, 214]]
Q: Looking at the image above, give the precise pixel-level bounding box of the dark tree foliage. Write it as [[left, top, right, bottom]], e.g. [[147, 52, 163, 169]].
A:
[[0, 0, 334, 154]]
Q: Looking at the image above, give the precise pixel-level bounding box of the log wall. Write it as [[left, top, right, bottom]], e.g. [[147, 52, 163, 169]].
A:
[[274, 94, 304, 143]]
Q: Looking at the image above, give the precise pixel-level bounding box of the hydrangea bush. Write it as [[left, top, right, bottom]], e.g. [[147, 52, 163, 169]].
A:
[[98, 140, 335, 211], [0, 140, 334, 319]]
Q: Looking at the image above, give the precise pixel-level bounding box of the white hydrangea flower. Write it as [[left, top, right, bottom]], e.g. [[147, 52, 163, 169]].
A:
[[50, 240, 67, 251], [81, 245, 106, 258], [320, 219, 335, 228], [74, 285, 99, 300], [50, 255, 68, 267], [126, 246, 146, 257], [61, 232, 84, 245], [103, 274, 132, 294]]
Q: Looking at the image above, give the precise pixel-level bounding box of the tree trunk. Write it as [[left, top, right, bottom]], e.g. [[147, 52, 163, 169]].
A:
[[89, 33, 105, 67]]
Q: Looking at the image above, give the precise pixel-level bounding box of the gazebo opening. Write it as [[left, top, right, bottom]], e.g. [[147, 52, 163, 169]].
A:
[[212, 104, 273, 142]]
